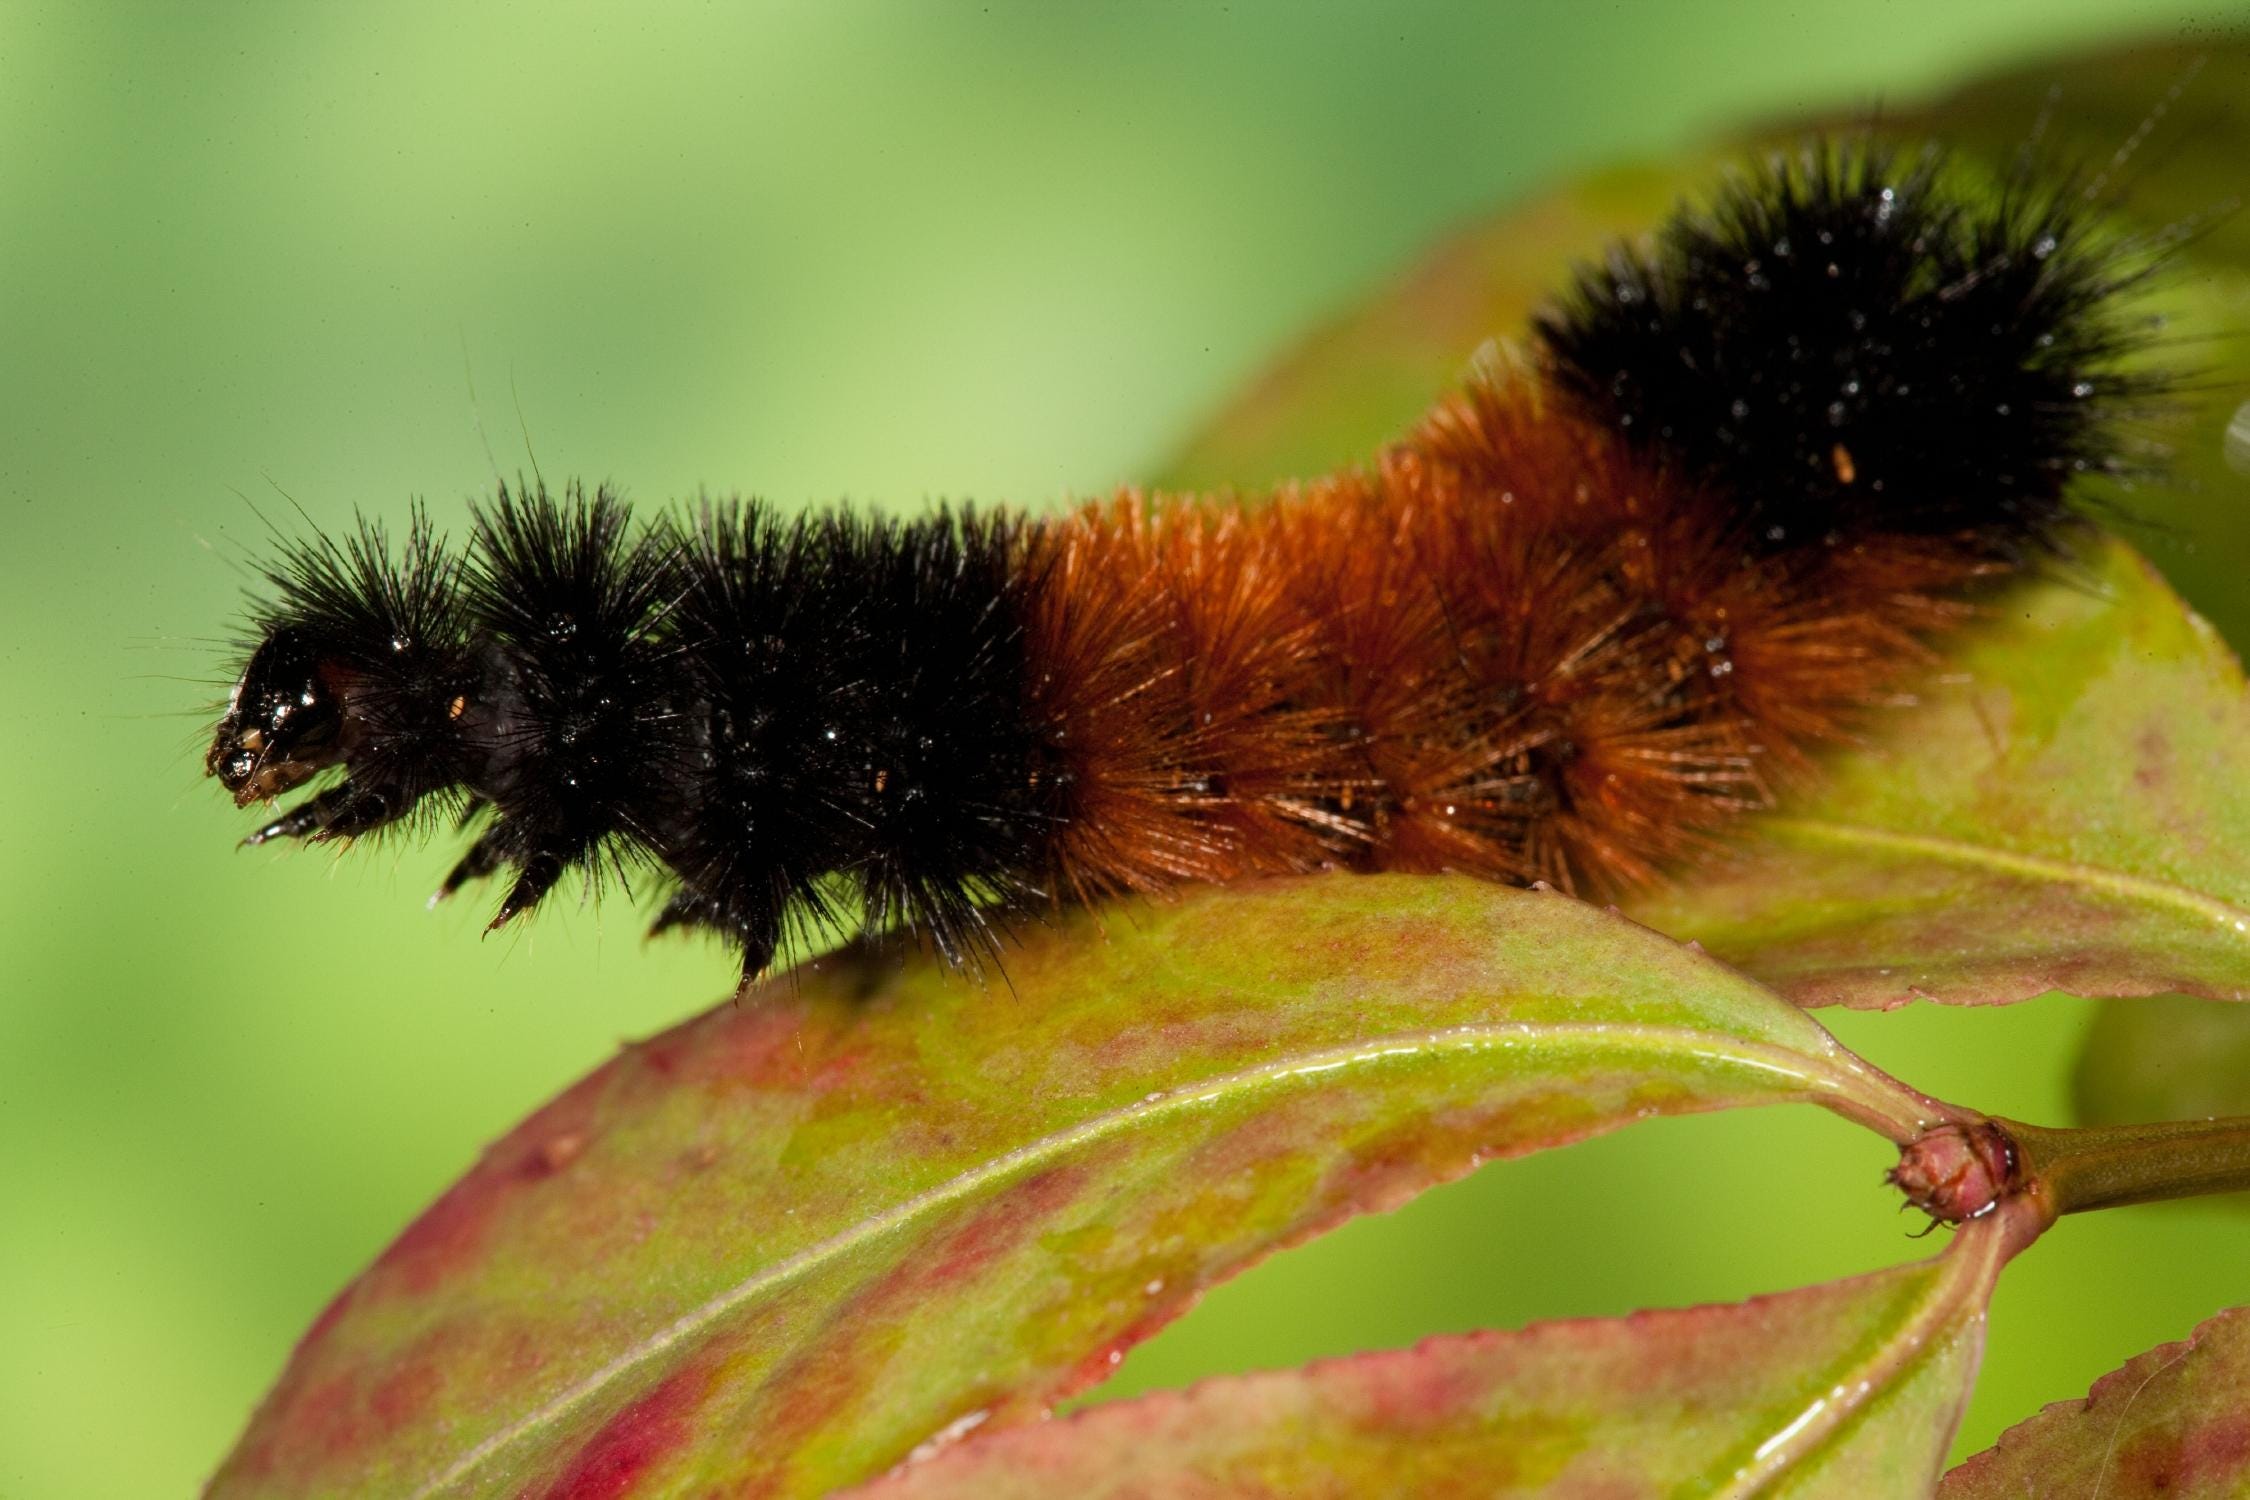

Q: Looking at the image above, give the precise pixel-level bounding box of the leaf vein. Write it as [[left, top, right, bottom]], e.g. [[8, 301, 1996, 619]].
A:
[[1764, 818, 2250, 934]]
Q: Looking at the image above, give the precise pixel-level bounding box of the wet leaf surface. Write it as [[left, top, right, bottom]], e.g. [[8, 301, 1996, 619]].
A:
[[203, 878, 1939, 1499], [1939, 1305, 2250, 1500], [846, 1207, 2027, 1500]]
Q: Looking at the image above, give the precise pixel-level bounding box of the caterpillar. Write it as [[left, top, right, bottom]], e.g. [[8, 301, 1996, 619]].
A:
[[204, 138, 2164, 983]]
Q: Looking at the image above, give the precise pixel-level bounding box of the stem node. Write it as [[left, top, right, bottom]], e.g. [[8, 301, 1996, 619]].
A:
[[1891, 1113, 2250, 1226]]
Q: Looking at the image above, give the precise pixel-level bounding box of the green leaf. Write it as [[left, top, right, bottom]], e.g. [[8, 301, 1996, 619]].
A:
[[1630, 537, 2250, 1009], [842, 1208, 2027, 1500], [1939, 1306, 2250, 1499], [203, 877, 1937, 1500], [1152, 37, 2250, 1011]]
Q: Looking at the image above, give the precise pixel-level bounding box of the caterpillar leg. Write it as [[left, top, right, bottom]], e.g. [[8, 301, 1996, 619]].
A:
[[736, 930, 778, 988], [430, 828, 508, 906], [241, 782, 411, 846], [648, 890, 780, 985], [486, 852, 564, 931], [646, 890, 717, 939]]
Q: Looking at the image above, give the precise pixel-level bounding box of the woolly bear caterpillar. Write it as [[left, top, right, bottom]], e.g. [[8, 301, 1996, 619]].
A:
[[204, 137, 2168, 982]]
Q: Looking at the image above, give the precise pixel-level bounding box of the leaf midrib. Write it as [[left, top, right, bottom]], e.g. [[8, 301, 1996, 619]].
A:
[[409, 1019, 1901, 1499]]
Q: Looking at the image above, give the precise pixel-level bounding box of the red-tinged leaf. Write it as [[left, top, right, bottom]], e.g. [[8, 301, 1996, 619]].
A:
[[203, 877, 1944, 1500], [1628, 538, 2250, 1009], [1940, 1306, 2250, 1500], [844, 1205, 2033, 1500], [1154, 37, 2250, 1011]]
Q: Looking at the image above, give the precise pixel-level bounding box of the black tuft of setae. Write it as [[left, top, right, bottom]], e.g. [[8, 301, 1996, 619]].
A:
[[659, 503, 1059, 977], [1535, 140, 2160, 556], [212, 486, 1065, 982], [447, 480, 693, 926]]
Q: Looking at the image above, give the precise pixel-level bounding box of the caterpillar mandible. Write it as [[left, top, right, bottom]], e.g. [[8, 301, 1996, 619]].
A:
[[204, 139, 2164, 983]]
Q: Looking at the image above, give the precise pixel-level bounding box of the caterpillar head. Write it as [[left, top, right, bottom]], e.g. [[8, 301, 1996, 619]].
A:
[[207, 509, 476, 841], [207, 625, 352, 805]]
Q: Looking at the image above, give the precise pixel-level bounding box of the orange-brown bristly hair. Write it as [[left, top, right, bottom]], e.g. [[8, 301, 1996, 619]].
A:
[[1024, 362, 1989, 909], [207, 138, 2159, 979]]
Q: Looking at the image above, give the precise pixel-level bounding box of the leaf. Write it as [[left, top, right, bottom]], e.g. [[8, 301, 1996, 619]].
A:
[[1152, 37, 2250, 1010], [843, 1207, 2028, 1500], [1939, 1306, 2250, 1500], [1629, 537, 2250, 1009], [203, 877, 1940, 1500]]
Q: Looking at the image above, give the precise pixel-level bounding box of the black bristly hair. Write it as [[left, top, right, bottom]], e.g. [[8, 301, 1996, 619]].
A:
[[444, 480, 692, 926], [1534, 139, 2162, 557], [658, 503, 1062, 976], [644, 501, 861, 970], [212, 483, 1068, 979], [823, 507, 1059, 964]]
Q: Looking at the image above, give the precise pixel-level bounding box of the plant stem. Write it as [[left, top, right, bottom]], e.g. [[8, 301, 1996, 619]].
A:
[[1997, 1115, 2250, 1217]]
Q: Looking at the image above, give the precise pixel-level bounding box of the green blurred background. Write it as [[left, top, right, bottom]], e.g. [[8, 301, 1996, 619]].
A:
[[3, 4, 2247, 1495]]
